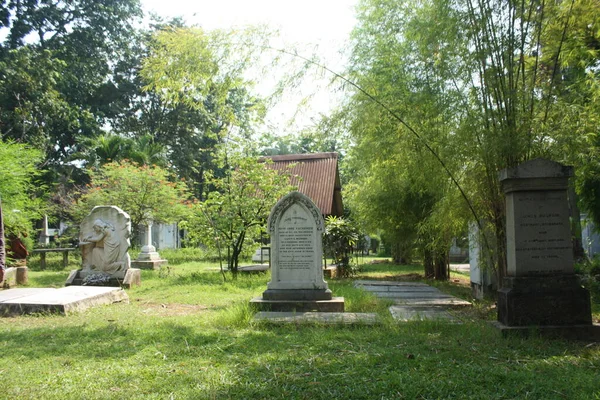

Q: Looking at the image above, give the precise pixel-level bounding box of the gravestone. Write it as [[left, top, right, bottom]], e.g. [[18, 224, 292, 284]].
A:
[[468, 221, 496, 300], [65, 206, 140, 288], [132, 222, 167, 270], [250, 192, 344, 312], [496, 159, 597, 338]]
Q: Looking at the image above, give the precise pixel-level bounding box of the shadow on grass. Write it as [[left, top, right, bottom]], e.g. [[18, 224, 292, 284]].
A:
[[26, 271, 71, 288], [0, 319, 280, 361]]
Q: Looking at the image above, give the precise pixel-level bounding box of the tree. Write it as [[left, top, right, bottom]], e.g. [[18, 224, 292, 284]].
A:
[[139, 26, 269, 199], [0, 0, 143, 182], [74, 161, 191, 233], [345, 0, 599, 282], [323, 216, 360, 278], [75, 134, 168, 169], [185, 155, 294, 275], [0, 140, 45, 239]]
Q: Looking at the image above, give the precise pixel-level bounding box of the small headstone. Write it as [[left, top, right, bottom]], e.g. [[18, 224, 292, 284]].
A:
[[496, 159, 596, 337], [251, 192, 344, 312], [132, 222, 167, 270], [251, 247, 269, 263], [65, 206, 140, 288]]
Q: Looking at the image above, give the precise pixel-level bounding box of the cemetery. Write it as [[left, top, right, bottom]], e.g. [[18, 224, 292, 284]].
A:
[[1, 0, 600, 398]]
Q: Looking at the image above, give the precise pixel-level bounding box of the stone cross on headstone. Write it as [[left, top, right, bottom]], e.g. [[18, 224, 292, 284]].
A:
[[251, 192, 344, 312]]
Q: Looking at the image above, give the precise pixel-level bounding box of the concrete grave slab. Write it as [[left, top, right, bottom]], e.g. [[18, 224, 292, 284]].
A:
[[0, 286, 128, 316], [389, 306, 461, 323], [369, 291, 455, 299], [394, 298, 472, 307], [354, 280, 429, 287], [0, 288, 53, 302], [254, 311, 379, 325], [354, 279, 472, 321]]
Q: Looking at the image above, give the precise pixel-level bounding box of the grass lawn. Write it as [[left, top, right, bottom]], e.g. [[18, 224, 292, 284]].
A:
[[2, 253, 600, 399]]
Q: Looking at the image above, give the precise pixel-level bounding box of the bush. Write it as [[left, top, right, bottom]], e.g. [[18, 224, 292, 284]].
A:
[[323, 216, 360, 278]]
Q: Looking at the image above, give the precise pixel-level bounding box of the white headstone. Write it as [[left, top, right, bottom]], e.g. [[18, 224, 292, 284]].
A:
[[264, 192, 331, 300]]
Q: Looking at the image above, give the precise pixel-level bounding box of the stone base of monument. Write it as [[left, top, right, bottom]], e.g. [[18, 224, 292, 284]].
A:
[[2, 267, 29, 288], [1, 267, 17, 288], [131, 259, 167, 270], [492, 322, 600, 340], [65, 268, 141, 289], [323, 265, 338, 279], [16, 266, 28, 285], [0, 286, 128, 316], [497, 275, 592, 326], [250, 296, 345, 312], [263, 288, 334, 301]]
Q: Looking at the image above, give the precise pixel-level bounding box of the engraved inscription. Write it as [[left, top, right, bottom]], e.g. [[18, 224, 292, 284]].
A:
[[513, 191, 572, 274], [278, 226, 315, 269]]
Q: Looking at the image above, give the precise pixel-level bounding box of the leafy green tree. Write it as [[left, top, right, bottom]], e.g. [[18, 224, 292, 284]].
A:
[[345, 0, 599, 281], [74, 161, 191, 232], [0, 0, 142, 177], [75, 134, 167, 169], [139, 26, 268, 199], [0, 141, 45, 238], [184, 155, 294, 275], [323, 216, 360, 278]]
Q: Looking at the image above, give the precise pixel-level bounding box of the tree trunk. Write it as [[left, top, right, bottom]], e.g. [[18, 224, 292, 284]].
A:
[[433, 251, 448, 281], [0, 198, 5, 283], [423, 249, 434, 279]]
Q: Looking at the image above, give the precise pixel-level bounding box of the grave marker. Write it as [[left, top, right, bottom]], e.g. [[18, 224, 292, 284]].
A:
[[251, 192, 344, 311], [496, 159, 598, 338]]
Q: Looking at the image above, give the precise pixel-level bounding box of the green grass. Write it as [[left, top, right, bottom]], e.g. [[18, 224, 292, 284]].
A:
[[2, 256, 600, 399]]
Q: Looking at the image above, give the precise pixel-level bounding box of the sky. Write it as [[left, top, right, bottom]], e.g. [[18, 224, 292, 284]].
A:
[[141, 0, 359, 135]]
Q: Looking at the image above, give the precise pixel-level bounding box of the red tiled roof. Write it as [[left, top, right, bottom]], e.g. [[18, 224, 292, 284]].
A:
[[261, 152, 343, 216]]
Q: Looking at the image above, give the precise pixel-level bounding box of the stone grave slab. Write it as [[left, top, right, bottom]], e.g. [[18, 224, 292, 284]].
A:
[[355, 280, 471, 321], [354, 280, 429, 287], [0, 288, 50, 302], [0, 286, 128, 316], [389, 306, 460, 323], [254, 311, 379, 325], [239, 264, 269, 273], [395, 298, 472, 307]]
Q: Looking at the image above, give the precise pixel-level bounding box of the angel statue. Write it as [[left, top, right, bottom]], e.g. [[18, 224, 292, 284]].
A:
[[79, 206, 131, 276]]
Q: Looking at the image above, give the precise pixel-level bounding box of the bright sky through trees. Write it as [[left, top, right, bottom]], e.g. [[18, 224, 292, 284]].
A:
[[141, 0, 358, 134]]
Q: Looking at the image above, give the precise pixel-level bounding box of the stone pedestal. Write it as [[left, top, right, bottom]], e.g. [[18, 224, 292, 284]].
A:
[[65, 268, 141, 289], [496, 159, 599, 339], [497, 275, 591, 326], [131, 253, 167, 270], [250, 296, 345, 312], [16, 266, 28, 285]]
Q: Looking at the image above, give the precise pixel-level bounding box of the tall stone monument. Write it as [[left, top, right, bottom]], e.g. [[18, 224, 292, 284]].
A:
[[66, 206, 140, 288], [496, 159, 598, 338], [251, 192, 344, 312]]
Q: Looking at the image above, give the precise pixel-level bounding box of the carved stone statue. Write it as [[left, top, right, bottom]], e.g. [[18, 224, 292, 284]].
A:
[[79, 206, 131, 278]]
